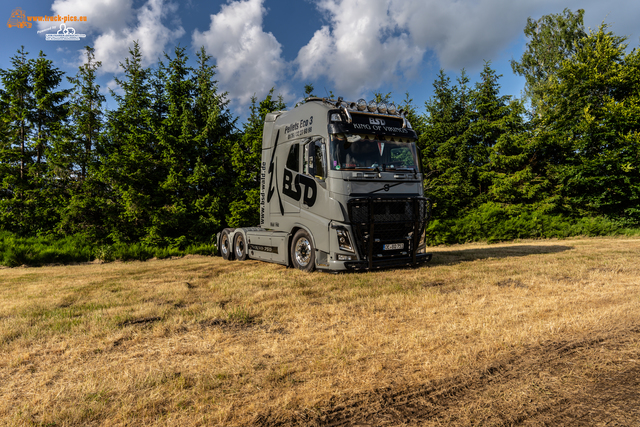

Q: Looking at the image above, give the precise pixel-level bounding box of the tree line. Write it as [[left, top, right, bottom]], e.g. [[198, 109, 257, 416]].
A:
[[418, 9, 640, 243], [1, 9, 639, 263], [0, 42, 289, 252]]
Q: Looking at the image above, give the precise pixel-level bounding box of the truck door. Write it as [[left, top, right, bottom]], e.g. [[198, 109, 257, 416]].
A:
[[281, 141, 302, 214], [302, 137, 326, 209]]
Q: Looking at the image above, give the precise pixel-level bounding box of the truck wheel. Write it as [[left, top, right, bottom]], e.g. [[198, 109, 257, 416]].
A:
[[220, 230, 234, 261], [234, 233, 248, 261], [291, 229, 315, 272]]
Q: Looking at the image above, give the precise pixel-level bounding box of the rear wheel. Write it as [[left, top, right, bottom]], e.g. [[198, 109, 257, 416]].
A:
[[220, 230, 234, 261], [291, 229, 315, 272], [234, 233, 248, 261]]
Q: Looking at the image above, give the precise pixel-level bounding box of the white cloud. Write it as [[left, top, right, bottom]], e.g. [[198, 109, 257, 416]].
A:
[[388, 0, 558, 70], [46, 0, 185, 73], [46, 0, 134, 33], [294, 0, 584, 97], [192, 0, 286, 106], [296, 0, 424, 99]]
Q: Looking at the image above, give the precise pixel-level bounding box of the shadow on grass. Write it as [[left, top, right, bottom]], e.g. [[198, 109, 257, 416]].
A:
[[428, 244, 574, 267]]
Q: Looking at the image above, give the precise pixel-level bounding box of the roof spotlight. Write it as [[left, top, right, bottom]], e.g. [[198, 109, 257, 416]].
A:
[[378, 102, 387, 114], [356, 99, 367, 111], [367, 100, 377, 112], [388, 103, 397, 115]]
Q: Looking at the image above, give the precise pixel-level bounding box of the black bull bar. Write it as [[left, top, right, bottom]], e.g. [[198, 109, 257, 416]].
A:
[[346, 196, 432, 270]]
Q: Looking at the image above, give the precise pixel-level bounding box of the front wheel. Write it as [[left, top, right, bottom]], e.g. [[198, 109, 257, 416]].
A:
[[291, 230, 315, 272]]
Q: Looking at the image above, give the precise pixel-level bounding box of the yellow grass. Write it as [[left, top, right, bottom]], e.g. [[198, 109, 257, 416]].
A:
[[1, 237, 639, 425]]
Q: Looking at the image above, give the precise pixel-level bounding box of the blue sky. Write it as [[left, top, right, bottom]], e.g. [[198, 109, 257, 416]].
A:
[[2, 0, 640, 123]]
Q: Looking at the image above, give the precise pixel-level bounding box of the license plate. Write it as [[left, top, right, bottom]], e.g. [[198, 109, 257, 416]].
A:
[[383, 243, 404, 250]]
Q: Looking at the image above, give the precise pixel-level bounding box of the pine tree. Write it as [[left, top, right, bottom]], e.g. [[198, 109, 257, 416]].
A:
[[538, 26, 640, 222], [511, 8, 586, 113], [421, 65, 530, 218], [0, 47, 32, 192], [31, 51, 68, 172], [190, 46, 237, 238], [28, 50, 69, 233], [150, 45, 196, 246], [420, 69, 474, 218], [99, 41, 159, 243], [66, 46, 104, 181], [56, 46, 107, 240]]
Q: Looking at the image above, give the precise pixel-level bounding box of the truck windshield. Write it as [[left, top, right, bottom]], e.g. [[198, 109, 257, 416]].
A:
[[329, 133, 420, 172]]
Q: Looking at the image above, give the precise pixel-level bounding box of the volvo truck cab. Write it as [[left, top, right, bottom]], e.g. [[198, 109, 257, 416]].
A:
[[217, 97, 432, 272]]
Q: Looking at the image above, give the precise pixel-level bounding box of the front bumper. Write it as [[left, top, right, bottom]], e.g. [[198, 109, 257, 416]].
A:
[[344, 252, 433, 271]]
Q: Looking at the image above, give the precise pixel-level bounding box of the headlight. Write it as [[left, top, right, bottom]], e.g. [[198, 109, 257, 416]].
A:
[[336, 228, 354, 253]]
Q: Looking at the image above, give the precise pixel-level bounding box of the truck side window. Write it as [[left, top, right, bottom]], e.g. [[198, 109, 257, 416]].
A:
[[304, 139, 326, 180], [314, 140, 326, 180], [286, 143, 299, 171]]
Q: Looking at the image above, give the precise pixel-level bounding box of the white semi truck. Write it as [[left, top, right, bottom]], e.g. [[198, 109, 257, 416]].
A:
[[217, 97, 432, 272]]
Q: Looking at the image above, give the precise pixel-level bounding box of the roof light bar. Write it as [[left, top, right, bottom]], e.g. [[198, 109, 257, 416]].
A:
[[326, 97, 403, 116]]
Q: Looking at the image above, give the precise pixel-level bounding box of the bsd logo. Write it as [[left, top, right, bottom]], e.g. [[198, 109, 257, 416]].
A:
[[282, 169, 317, 206], [369, 118, 385, 126]]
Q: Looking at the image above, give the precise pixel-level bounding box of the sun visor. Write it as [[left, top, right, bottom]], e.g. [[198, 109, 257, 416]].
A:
[[328, 112, 417, 139]]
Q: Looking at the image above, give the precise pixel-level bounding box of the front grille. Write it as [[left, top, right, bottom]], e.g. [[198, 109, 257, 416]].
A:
[[348, 197, 430, 268]]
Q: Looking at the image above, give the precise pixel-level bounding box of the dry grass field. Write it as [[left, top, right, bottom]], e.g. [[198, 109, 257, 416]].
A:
[[1, 237, 639, 426]]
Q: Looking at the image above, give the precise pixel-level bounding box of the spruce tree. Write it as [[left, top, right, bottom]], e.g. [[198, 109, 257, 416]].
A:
[[66, 46, 104, 181], [538, 26, 640, 222], [0, 46, 32, 187], [420, 69, 474, 218], [0, 48, 36, 233], [29, 50, 69, 233], [511, 8, 586, 113], [190, 46, 237, 238], [99, 41, 158, 243], [57, 46, 107, 240], [152, 46, 195, 246]]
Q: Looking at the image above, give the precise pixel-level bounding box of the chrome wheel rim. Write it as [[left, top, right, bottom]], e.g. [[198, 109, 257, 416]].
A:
[[221, 236, 229, 256], [294, 237, 311, 267], [235, 238, 244, 258]]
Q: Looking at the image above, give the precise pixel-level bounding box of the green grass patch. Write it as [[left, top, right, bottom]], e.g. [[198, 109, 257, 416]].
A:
[[426, 203, 640, 245], [0, 231, 217, 267]]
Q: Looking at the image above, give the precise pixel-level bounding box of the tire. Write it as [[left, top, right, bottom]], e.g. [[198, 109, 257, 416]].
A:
[[220, 230, 234, 261], [291, 229, 315, 272], [234, 233, 248, 261]]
